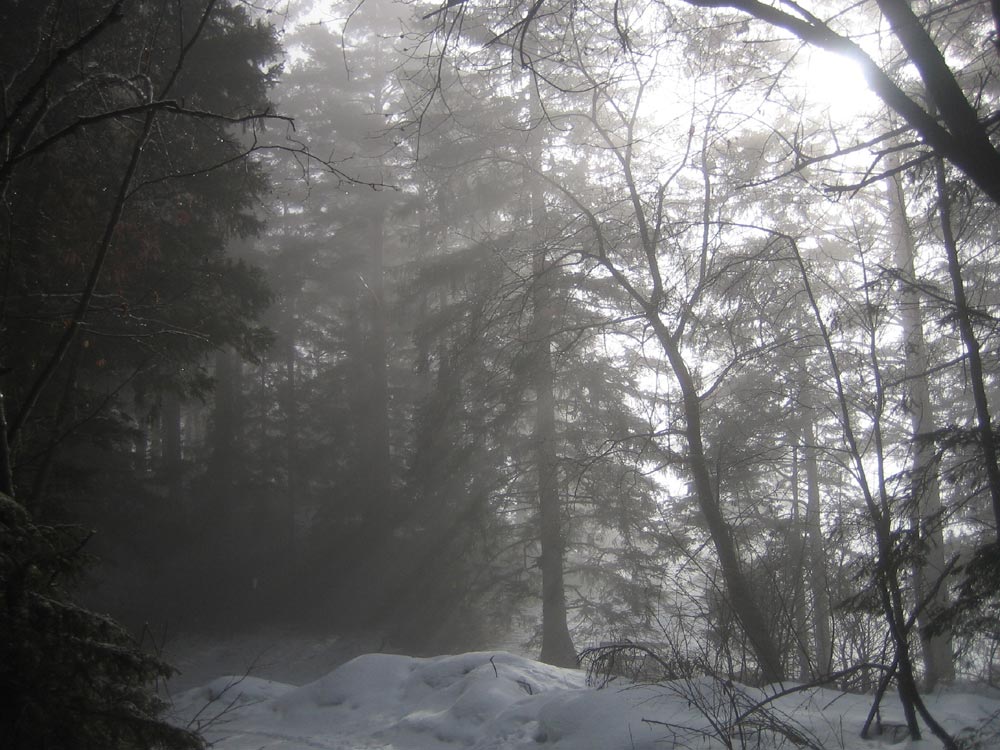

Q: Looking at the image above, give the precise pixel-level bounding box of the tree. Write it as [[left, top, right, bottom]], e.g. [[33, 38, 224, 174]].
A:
[[0, 1, 296, 743], [665, 1, 1000, 548], [790, 230, 962, 746], [886, 161, 955, 687], [0, 0, 281, 508], [523, 76, 579, 667], [239, 5, 425, 629], [412, 0, 816, 679], [363, 18, 671, 656], [676, 1, 1000, 203], [0, 493, 203, 750], [412, 0, 1000, 690]]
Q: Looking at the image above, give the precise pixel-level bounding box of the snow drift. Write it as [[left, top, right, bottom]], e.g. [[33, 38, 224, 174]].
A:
[[169, 650, 998, 749]]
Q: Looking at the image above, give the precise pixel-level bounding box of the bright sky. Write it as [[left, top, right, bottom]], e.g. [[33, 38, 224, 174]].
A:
[[795, 47, 882, 120]]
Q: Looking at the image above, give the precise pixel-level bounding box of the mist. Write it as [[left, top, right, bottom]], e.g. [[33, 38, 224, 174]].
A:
[[2, 1, 1000, 748]]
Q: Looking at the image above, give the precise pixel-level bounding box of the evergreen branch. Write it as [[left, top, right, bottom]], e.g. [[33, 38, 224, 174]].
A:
[[0, 0, 127, 153], [4, 100, 293, 179]]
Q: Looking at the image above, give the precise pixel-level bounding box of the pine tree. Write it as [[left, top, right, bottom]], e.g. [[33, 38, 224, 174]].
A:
[[0, 2, 286, 744], [0, 492, 203, 750]]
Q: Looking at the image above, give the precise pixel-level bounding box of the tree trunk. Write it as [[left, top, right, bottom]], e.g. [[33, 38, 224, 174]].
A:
[[360, 208, 392, 530], [575, 113, 786, 680], [794, 245, 956, 748], [887, 167, 954, 687], [934, 158, 1000, 538], [648, 316, 786, 683], [534, 301, 577, 668], [161, 390, 183, 505], [802, 411, 833, 677], [0, 393, 13, 497], [528, 83, 576, 668], [789, 445, 811, 681], [209, 348, 243, 503], [27, 339, 84, 516], [284, 338, 299, 562], [790, 398, 833, 681]]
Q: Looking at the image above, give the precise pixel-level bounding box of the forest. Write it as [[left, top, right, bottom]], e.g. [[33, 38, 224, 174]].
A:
[[2, 0, 1000, 748]]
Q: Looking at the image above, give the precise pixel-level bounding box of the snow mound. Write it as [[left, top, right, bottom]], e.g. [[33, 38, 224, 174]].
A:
[[277, 652, 587, 746], [169, 650, 998, 750]]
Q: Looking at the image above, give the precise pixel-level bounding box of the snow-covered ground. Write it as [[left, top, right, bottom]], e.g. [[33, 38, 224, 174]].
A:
[[168, 649, 999, 750], [161, 630, 392, 692]]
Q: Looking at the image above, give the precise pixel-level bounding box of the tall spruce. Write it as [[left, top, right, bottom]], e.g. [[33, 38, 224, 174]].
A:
[[0, 2, 285, 745]]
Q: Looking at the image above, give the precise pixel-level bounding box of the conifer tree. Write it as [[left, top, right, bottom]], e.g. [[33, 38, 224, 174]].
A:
[[0, 1, 290, 744]]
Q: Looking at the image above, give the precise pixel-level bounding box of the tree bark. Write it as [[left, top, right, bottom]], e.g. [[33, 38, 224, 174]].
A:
[[26, 338, 85, 515], [209, 348, 242, 502], [887, 167, 954, 687], [284, 338, 300, 562], [794, 243, 956, 748], [934, 158, 1000, 538], [799, 395, 833, 678], [648, 316, 786, 683], [161, 390, 183, 505], [528, 80, 576, 668], [360, 207, 393, 531], [534, 287, 577, 668], [789, 446, 811, 681], [0, 394, 13, 497]]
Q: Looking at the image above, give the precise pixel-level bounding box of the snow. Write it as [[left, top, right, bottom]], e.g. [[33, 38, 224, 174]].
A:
[[168, 650, 999, 750]]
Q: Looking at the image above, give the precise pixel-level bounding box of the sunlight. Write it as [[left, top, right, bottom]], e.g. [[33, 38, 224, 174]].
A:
[[796, 47, 881, 120]]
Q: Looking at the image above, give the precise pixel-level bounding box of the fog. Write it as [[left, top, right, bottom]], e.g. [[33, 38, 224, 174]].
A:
[[3, 1, 1000, 748]]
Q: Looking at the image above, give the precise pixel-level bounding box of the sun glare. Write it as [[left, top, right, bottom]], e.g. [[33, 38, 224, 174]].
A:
[[796, 47, 880, 121]]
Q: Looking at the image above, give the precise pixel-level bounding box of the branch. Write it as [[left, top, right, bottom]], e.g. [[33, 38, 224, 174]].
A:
[[2, 100, 292, 182], [6, 0, 223, 447], [681, 0, 1000, 203], [0, 0, 127, 150]]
